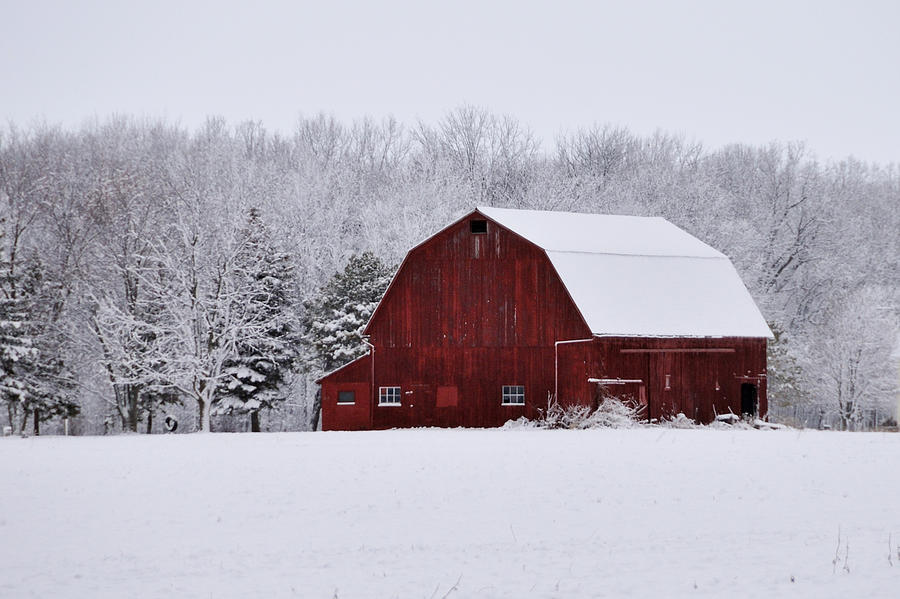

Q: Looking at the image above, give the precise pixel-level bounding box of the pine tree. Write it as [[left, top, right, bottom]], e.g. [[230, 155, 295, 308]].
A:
[[301, 252, 393, 429], [1, 253, 79, 434], [0, 252, 35, 433], [302, 251, 393, 372], [215, 208, 301, 432], [20, 258, 80, 434]]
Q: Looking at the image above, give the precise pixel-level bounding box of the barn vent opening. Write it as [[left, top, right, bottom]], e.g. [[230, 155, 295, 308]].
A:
[[470, 219, 488, 234], [741, 383, 758, 417]]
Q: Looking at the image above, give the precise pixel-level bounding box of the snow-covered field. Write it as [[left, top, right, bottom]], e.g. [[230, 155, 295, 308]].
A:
[[1, 428, 899, 598]]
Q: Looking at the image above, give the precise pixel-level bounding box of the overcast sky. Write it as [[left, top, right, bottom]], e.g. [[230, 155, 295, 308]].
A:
[[2, 0, 898, 164]]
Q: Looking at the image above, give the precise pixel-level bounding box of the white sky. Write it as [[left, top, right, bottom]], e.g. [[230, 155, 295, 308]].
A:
[[2, 0, 898, 164]]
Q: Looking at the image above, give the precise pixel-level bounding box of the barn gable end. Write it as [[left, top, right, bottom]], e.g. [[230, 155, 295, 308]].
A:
[[365, 209, 591, 349]]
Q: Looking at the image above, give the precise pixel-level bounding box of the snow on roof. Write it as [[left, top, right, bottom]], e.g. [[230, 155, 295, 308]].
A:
[[477, 206, 724, 258], [478, 206, 773, 338]]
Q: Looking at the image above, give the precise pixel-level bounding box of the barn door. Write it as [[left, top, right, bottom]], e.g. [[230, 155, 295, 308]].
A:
[[409, 384, 436, 427], [649, 353, 682, 420], [741, 383, 758, 417]]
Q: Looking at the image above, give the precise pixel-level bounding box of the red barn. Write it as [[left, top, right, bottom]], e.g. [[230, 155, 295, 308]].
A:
[[318, 207, 772, 430]]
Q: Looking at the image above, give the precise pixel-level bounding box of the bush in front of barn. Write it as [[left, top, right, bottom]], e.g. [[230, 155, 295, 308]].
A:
[[533, 394, 643, 429]]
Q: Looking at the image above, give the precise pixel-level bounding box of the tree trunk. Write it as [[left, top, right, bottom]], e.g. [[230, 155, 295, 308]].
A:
[[128, 388, 139, 433], [118, 385, 140, 432], [310, 388, 322, 431], [250, 410, 260, 432], [146, 410, 153, 434], [198, 398, 211, 432], [33, 410, 40, 436]]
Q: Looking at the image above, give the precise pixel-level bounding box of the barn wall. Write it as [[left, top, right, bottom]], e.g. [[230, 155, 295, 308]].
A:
[[320, 355, 372, 431], [556, 337, 768, 423], [370, 347, 553, 428]]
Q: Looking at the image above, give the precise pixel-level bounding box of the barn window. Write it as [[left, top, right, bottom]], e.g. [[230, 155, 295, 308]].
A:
[[337, 391, 355, 405], [501, 385, 525, 405], [379, 386, 401, 406], [470, 219, 488, 234]]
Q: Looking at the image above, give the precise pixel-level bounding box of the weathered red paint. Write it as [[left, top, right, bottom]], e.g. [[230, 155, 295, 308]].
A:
[[319, 355, 372, 431], [319, 210, 768, 430]]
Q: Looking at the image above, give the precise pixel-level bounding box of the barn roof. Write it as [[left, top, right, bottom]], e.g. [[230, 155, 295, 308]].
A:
[[478, 206, 773, 338]]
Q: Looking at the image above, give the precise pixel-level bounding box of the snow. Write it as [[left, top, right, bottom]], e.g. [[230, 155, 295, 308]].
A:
[[478, 206, 773, 338], [716, 413, 742, 424], [548, 252, 773, 337], [477, 206, 724, 258], [2, 429, 899, 598]]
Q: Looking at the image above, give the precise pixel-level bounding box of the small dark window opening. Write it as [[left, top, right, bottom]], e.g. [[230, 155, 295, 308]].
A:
[[337, 391, 356, 405], [470, 219, 488, 234]]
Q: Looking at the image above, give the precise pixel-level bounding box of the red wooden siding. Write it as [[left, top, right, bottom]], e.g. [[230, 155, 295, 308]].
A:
[[319, 355, 371, 431], [366, 215, 590, 348], [556, 337, 768, 423], [320, 210, 768, 430]]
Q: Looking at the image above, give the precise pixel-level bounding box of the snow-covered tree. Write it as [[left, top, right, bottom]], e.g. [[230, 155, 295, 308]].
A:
[[807, 286, 899, 429], [765, 322, 811, 425], [17, 258, 79, 434], [122, 203, 302, 432], [80, 120, 183, 432], [0, 250, 79, 434], [301, 252, 393, 429], [90, 260, 182, 433], [0, 251, 36, 432], [302, 252, 393, 373], [215, 208, 301, 432]]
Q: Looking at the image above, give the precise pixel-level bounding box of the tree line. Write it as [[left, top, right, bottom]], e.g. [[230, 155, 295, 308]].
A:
[[0, 107, 897, 433]]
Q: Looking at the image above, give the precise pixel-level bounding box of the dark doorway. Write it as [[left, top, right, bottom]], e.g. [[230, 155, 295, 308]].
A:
[[741, 383, 758, 417]]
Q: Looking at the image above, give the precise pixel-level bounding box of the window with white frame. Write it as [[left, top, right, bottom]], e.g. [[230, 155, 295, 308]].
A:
[[379, 386, 401, 406], [501, 385, 525, 405]]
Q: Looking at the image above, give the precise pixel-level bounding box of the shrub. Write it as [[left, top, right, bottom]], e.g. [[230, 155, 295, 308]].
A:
[[537, 394, 642, 429]]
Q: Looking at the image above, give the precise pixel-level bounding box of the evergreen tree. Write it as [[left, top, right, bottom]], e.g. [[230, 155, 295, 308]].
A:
[[0, 251, 35, 433], [302, 251, 393, 372], [19, 258, 79, 434], [301, 252, 393, 429], [215, 208, 301, 432], [1, 253, 79, 434]]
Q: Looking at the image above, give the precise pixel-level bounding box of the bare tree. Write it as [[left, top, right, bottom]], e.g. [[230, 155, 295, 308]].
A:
[[807, 286, 898, 429]]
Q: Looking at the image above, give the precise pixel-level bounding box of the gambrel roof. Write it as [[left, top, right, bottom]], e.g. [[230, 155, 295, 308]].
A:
[[478, 206, 773, 338]]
